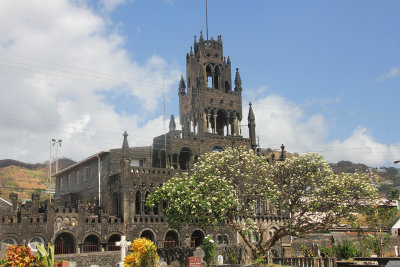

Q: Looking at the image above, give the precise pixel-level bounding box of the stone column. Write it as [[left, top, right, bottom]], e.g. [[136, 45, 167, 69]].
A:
[[207, 114, 211, 133], [213, 115, 217, 134], [203, 113, 207, 134], [233, 117, 238, 135]]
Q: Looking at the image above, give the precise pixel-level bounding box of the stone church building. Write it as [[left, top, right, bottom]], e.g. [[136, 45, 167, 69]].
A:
[[0, 32, 285, 261]]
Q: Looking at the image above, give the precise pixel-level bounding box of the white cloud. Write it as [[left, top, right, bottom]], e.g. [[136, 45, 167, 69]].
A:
[[98, 0, 129, 13], [377, 65, 400, 82], [0, 0, 179, 163], [248, 94, 400, 166]]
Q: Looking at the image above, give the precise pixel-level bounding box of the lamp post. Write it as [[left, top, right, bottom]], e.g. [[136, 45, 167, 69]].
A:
[[52, 139, 62, 173]]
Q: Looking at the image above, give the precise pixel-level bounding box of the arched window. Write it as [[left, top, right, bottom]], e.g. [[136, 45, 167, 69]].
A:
[[144, 192, 151, 215], [223, 234, 229, 245], [55, 232, 75, 254], [83, 234, 100, 253], [135, 191, 141, 215], [191, 230, 204, 248], [214, 66, 220, 89], [28, 236, 44, 252], [1, 237, 17, 245], [211, 146, 223, 152], [140, 230, 155, 242], [206, 65, 213, 88], [217, 235, 223, 245], [164, 230, 179, 248], [107, 234, 121, 251]]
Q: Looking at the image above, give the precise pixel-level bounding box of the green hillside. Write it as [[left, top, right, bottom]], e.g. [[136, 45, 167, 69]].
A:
[[0, 158, 75, 202]]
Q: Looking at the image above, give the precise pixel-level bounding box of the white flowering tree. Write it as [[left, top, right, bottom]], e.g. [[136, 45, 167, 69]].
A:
[[146, 147, 377, 258]]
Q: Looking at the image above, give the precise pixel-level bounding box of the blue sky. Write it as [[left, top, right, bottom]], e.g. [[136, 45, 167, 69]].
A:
[[0, 0, 399, 166]]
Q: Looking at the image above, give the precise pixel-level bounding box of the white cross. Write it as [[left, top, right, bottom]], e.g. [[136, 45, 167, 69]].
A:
[[116, 236, 131, 267]]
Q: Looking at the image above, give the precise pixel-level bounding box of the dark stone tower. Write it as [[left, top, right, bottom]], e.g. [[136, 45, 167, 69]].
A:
[[179, 32, 243, 137]]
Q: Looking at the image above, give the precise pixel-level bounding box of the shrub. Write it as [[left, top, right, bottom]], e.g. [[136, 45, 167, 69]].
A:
[[227, 251, 238, 264], [124, 238, 159, 267], [5, 245, 41, 266], [203, 235, 216, 266]]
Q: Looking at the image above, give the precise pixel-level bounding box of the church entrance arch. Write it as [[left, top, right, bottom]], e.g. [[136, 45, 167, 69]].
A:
[[140, 230, 155, 242], [179, 147, 192, 170], [83, 234, 101, 253], [190, 230, 204, 248], [54, 232, 76, 255]]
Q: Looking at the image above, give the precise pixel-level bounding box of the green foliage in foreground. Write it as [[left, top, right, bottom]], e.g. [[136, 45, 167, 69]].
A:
[[147, 148, 378, 257], [320, 240, 370, 260]]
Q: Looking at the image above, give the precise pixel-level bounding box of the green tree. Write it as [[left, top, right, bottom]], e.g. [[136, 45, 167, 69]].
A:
[[147, 148, 377, 258], [362, 206, 399, 256]]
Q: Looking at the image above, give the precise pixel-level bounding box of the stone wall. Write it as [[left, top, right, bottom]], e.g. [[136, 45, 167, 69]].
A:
[[55, 251, 120, 267]]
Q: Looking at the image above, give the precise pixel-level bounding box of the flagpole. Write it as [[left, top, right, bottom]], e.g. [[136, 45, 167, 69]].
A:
[[205, 0, 208, 40]]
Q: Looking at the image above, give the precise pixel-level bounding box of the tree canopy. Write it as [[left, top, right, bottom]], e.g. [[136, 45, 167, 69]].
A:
[[147, 147, 377, 257]]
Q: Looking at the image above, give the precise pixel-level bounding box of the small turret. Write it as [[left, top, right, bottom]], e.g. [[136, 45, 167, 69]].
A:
[[248, 102, 257, 151], [178, 75, 186, 96], [234, 68, 242, 91], [227, 56, 231, 65], [169, 115, 176, 132]]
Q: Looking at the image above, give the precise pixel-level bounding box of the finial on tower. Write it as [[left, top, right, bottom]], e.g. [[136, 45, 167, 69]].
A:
[[122, 131, 129, 154], [178, 75, 186, 96], [234, 68, 242, 91], [200, 30, 204, 41], [248, 103, 257, 151], [169, 115, 176, 132]]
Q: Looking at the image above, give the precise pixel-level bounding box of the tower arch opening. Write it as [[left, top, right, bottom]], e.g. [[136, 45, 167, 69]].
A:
[[214, 65, 220, 89], [206, 65, 213, 88], [216, 110, 228, 136]]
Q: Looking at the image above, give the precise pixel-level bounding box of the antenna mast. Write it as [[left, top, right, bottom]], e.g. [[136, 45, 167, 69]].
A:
[[205, 0, 209, 40]]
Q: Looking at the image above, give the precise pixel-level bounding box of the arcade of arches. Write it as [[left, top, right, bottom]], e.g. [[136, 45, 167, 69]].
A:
[[182, 109, 241, 137]]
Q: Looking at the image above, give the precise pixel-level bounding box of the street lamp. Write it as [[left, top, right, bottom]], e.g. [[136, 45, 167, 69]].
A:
[[52, 139, 62, 173]]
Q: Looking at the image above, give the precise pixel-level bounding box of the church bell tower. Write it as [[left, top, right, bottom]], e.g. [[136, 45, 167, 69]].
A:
[[179, 32, 244, 137]]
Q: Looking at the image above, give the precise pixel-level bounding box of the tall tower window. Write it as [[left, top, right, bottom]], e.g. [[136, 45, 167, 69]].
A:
[[214, 66, 220, 89], [206, 65, 213, 88]]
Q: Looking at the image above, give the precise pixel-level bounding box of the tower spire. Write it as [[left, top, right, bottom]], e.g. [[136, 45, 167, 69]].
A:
[[248, 103, 257, 151]]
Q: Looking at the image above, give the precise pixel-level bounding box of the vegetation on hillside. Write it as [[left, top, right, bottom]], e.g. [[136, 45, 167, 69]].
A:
[[0, 158, 75, 201], [331, 161, 400, 196]]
